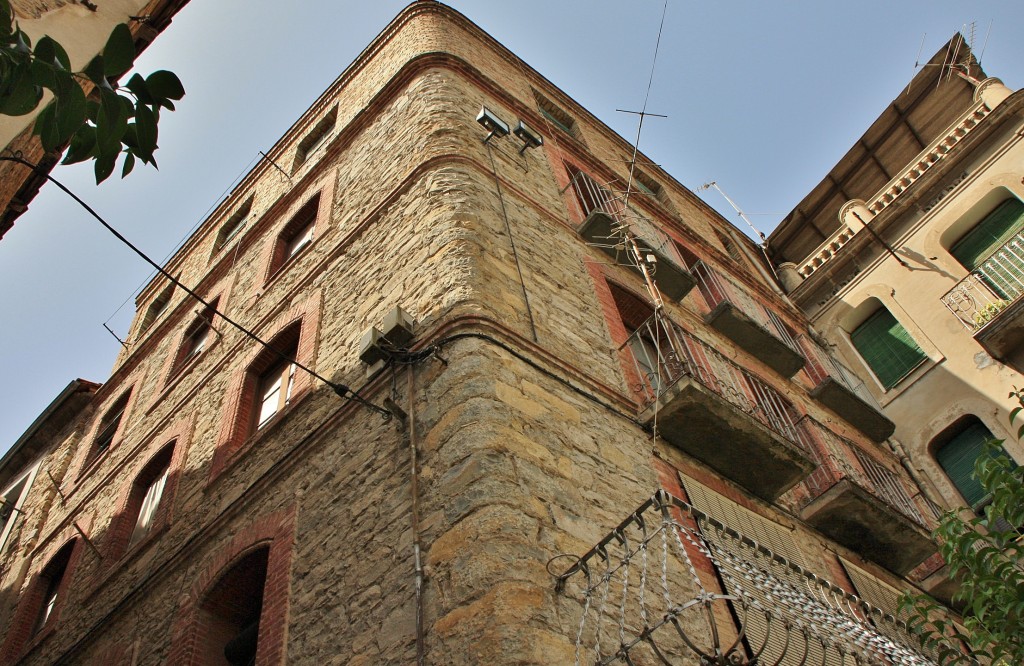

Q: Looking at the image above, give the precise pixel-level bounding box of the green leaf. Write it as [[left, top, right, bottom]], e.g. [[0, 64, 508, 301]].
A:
[[102, 23, 135, 76], [83, 55, 105, 86], [133, 103, 157, 156], [95, 88, 126, 153], [0, 64, 41, 115], [145, 70, 184, 104], [121, 150, 135, 178], [124, 73, 153, 105], [52, 78, 86, 144], [93, 149, 117, 184], [61, 124, 97, 164], [33, 101, 60, 149], [0, 1, 13, 41]]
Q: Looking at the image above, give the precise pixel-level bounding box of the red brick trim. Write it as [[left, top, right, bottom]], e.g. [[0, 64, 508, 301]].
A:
[[585, 264, 651, 403], [94, 417, 194, 582], [67, 368, 146, 486], [258, 173, 336, 289], [166, 505, 297, 666], [0, 529, 85, 663], [210, 290, 324, 482]]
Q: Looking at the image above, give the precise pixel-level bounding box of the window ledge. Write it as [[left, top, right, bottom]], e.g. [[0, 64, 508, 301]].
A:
[[86, 521, 170, 600], [878, 355, 945, 408]]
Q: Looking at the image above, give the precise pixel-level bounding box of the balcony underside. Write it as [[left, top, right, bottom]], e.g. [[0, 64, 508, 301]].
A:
[[642, 376, 816, 500], [810, 377, 895, 442], [800, 479, 936, 574], [975, 297, 1024, 359], [578, 211, 696, 301], [704, 302, 805, 377]]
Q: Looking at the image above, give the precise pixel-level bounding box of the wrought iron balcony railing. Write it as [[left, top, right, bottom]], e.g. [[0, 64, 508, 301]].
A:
[[623, 312, 810, 458], [799, 418, 929, 529], [941, 228, 1024, 331], [554, 490, 940, 666]]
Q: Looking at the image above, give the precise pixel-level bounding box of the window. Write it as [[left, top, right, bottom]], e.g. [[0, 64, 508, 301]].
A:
[[255, 355, 296, 431], [293, 107, 336, 169], [268, 194, 319, 277], [950, 198, 1024, 299], [198, 548, 269, 665], [0, 465, 38, 554], [935, 419, 1012, 511], [88, 390, 132, 466], [172, 299, 219, 374], [850, 307, 927, 389], [139, 283, 174, 334], [533, 89, 580, 140], [33, 543, 74, 634], [128, 447, 172, 549], [216, 199, 253, 250]]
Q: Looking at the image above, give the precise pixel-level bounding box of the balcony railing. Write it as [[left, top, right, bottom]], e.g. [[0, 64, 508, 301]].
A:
[[800, 419, 928, 528], [941, 228, 1024, 330], [690, 261, 805, 376], [555, 491, 939, 666], [797, 334, 895, 442], [570, 169, 695, 300], [624, 313, 810, 456]]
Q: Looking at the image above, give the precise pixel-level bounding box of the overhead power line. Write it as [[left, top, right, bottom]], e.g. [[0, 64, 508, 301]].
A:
[[1, 153, 391, 419]]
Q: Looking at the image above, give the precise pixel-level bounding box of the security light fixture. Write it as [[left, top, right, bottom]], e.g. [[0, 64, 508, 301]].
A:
[[477, 107, 510, 143], [513, 120, 543, 154]]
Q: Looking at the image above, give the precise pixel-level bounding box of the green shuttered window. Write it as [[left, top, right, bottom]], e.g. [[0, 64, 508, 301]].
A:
[[850, 308, 926, 389], [936, 421, 1002, 509], [951, 199, 1024, 270]]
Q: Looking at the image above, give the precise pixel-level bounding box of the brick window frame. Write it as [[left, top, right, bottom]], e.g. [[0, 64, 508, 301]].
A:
[[157, 281, 234, 391], [72, 383, 139, 481], [166, 506, 296, 666], [0, 534, 84, 662], [259, 175, 335, 287], [211, 292, 322, 481], [100, 419, 191, 570]]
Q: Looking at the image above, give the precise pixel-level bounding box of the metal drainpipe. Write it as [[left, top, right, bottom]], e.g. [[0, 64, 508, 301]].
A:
[[887, 437, 944, 517], [407, 364, 425, 665]]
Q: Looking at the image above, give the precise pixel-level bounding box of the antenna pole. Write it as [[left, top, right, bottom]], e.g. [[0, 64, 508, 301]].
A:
[[698, 181, 767, 244]]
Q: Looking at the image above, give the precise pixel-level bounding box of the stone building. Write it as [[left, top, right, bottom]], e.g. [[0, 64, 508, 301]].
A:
[[768, 35, 1024, 541], [0, 0, 190, 240], [0, 3, 963, 664]]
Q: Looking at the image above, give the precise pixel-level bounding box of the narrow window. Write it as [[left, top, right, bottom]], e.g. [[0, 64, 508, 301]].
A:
[[533, 90, 580, 140], [850, 308, 926, 389], [140, 283, 174, 334], [268, 195, 320, 277], [33, 540, 75, 634], [172, 299, 219, 374], [255, 349, 297, 431], [128, 449, 172, 549], [216, 199, 253, 250], [293, 107, 337, 169], [198, 548, 269, 665], [90, 390, 132, 464], [934, 419, 1013, 511]]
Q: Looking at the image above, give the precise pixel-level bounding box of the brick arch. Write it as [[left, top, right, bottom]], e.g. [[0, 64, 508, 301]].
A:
[[167, 505, 296, 665]]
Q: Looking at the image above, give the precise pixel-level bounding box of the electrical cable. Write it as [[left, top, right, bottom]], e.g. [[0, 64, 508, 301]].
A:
[[103, 151, 262, 327], [1, 153, 391, 419]]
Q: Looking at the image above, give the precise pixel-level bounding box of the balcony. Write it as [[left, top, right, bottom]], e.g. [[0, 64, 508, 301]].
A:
[[793, 419, 936, 574], [624, 313, 816, 500], [570, 169, 696, 301], [555, 491, 938, 666], [941, 228, 1024, 359], [797, 334, 895, 442], [691, 261, 805, 377]]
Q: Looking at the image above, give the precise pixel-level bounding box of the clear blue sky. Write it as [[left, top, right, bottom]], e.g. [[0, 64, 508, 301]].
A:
[[2, 0, 1024, 453]]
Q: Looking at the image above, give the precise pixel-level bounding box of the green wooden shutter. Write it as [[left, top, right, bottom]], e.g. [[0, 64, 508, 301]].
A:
[[951, 199, 1024, 270], [936, 422, 998, 509], [850, 309, 927, 389]]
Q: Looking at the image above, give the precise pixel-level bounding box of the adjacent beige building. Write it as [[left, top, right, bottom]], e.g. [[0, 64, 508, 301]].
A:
[[0, 3, 968, 664], [769, 35, 1024, 534]]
